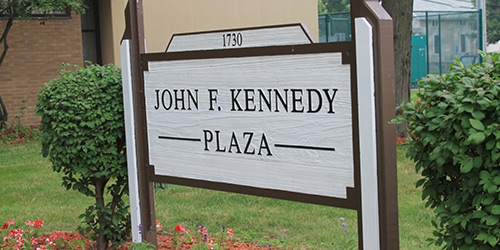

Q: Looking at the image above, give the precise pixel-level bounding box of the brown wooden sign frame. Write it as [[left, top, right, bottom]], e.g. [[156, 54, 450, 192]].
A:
[[122, 0, 398, 249]]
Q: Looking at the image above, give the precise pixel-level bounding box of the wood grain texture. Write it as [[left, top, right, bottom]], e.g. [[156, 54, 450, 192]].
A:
[[144, 52, 354, 199], [166, 24, 313, 52]]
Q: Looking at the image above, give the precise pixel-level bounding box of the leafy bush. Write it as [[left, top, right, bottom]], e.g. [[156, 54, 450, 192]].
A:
[[0, 100, 40, 145], [399, 52, 500, 249], [36, 63, 129, 250]]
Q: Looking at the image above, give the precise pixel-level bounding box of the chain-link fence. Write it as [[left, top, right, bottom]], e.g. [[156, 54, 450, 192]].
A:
[[318, 10, 483, 88], [318, 12, 351, 43], [412, 11, 483, 82]]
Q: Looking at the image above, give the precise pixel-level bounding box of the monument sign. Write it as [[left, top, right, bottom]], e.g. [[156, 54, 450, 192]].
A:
[[121, 1, 399, 249]]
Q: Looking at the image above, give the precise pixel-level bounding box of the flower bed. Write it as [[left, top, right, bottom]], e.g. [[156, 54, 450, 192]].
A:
[[122, 234, 277, 250], [1, 220, 277, 250]]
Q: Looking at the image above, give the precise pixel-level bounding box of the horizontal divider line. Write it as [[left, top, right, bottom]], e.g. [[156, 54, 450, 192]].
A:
[[159, 136, 334, 152], [158, 136, 201, 142], [274, 143, 336, 152]]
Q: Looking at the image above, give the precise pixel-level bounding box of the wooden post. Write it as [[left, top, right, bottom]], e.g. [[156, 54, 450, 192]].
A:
[[124, 0, 158, 245], [352, 1, 400, 249]]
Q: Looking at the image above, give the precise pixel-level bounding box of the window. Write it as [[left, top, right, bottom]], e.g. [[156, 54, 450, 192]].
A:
[[434, 35, 440, 54], [459, 20, 466, 26], [461, 34, 466, 53], [431, 20, 438, 27], [81, 0, 102, 65]]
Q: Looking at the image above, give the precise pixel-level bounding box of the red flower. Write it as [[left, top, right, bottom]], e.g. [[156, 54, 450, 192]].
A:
[[31, 237, 39, 246], [9, 228, 23, 238], [174, 224, 186, 233], [227, 228, 234, 237], [25, 220, 35, 227], [16, 237, 24, 246], [51, 231, 61, 240], [36, 246, 47, 250], [1, 220, 15, 230], [200, 226, 207, 235], [59, 232, 68, 240], [156, 220, 163, 228], [13, 244, 20, 250], [207, 239, 215, 250], [45, 238, 54, 246], [34, 220, 43, 228]]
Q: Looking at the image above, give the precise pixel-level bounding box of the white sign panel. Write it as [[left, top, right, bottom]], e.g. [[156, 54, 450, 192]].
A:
[[144, 52, 353, 199], [166, 24, 314, 52]]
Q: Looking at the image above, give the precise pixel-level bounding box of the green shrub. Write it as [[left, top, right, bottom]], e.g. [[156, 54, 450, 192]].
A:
[[36, 63, 129, 250], [398, 52, 500, 249]]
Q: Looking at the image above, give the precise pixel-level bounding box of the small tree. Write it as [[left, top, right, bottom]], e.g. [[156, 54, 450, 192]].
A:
[[317, 0, 350, 13], [36, 63, 130, 250], [0, 0, 85, 69]]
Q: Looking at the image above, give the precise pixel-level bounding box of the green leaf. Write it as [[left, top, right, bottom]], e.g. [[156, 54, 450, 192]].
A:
[[460, 219, 467, 229], [469, 119, 485, 131], [494, 130, 500, 139], [479, 170, 491, 180], [494, 176, 500, 185], [491, 205, 500, 215], [488, 235, 499, 247], [486, 216, 500, 226], [437, 102, 448, 109], [471, 110, 485, 120], [450, 204, 460, 213], [487, 185, 497, 194], [486, 139, 496, 150], [473, 157, 483, 168], [460, 159, 474, 174], [416, 178, 426, 188], [483, 197, 494, 205], [476, 232, 489, 241], [468, 132, 486, 144]]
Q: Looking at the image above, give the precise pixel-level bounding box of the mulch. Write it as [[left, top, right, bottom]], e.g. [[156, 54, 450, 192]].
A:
[[36, 233, 277, 250]]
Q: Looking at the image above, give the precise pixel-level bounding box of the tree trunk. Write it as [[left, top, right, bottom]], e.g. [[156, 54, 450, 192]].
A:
[[382, 0, 414, 138], [95, 178, 109, 250]]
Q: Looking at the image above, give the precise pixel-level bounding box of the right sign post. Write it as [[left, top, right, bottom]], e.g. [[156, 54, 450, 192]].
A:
[[351, 1, 399, 249]]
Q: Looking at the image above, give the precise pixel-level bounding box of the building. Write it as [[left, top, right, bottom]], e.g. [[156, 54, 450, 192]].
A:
[[412, 0, 481, 81], [0, 0, 318, 125]]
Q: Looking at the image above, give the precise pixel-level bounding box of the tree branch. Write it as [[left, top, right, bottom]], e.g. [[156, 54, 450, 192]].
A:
[[110, 177, 127, 215], [0, 17, 13, 69]]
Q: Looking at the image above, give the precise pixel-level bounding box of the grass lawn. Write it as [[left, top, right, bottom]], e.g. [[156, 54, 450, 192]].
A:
[[0, 141, 438, 249]]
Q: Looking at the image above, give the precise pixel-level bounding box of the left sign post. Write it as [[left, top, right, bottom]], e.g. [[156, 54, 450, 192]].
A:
[[122, 0, 158, 245], [120, 38, 142, 243]]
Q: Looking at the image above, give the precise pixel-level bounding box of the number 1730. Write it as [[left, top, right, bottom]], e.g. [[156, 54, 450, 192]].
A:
[[223, 33, 243, 47]]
